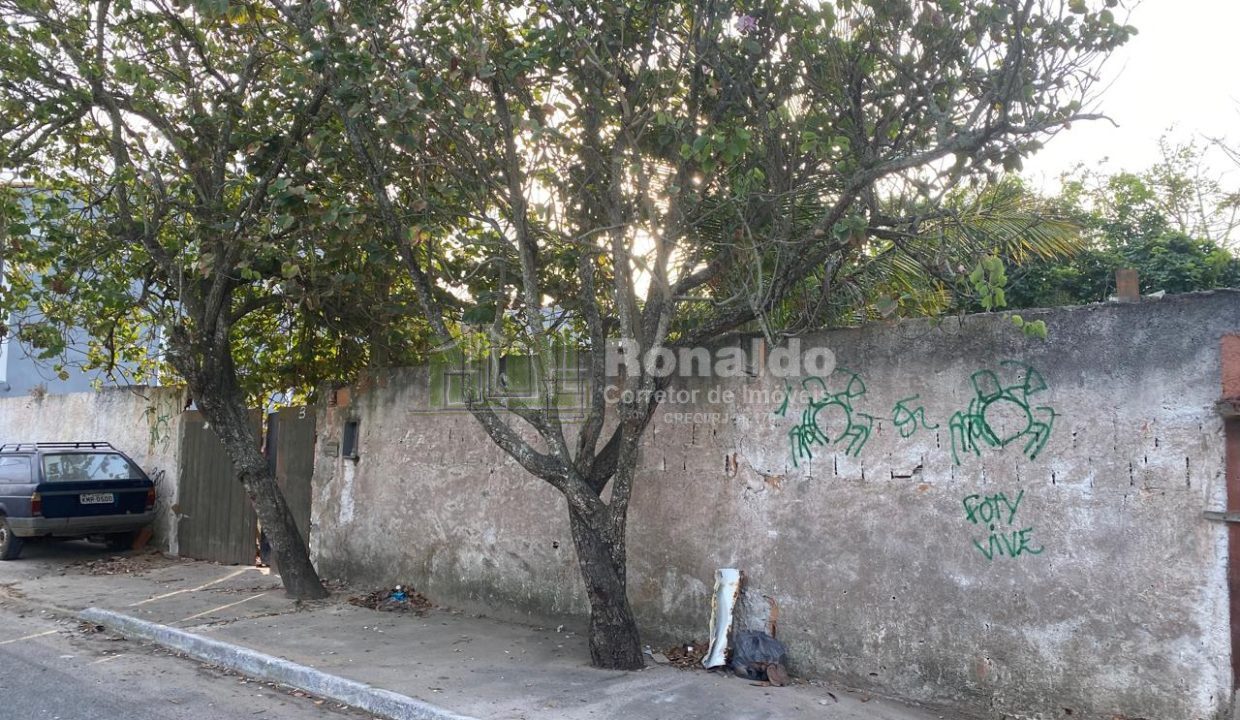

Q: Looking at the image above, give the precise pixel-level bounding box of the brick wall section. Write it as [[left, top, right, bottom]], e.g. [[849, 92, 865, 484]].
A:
[[1223, 335, 1240, 399]]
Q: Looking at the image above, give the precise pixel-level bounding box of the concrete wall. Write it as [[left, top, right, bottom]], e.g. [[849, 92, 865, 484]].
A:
[[308, 291, 1240, 720], [0, 386, 185, 552]]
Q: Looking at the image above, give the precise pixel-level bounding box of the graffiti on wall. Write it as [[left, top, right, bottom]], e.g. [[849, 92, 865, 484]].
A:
[[891, 395, 938, 439], [786, 371, 874, 466], [775, 360, 1056, 468], [948, 361, 1056, 465], [962, 490, 1043, 560], [145, 406, 173, 453]]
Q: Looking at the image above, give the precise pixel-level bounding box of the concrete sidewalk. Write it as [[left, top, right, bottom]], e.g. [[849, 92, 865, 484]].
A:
[[0, 542, 944, 720]]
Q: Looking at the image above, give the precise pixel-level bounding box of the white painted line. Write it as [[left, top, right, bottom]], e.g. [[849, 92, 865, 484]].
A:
[[0, 629, 58, 646], [176, 592, 270, 624], [129, 567, 249, 607]]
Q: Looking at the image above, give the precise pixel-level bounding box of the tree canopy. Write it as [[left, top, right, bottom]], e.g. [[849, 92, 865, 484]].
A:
[[0, 0, 430, 403], [1000, 139, 1240, 308], [2, 0, 1137, 661], [274, 0, 1135, 666], [0, 0, 410, 597]]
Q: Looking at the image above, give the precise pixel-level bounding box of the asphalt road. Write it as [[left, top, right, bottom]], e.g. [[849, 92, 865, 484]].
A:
[[0, 601, 373, 720]]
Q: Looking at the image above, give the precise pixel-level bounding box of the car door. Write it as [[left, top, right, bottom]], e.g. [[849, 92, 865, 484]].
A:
[[0, 455, 35, 517]]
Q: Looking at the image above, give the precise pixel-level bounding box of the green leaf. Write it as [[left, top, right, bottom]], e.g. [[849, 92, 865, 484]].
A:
[[1022, 320, 1049, 340]]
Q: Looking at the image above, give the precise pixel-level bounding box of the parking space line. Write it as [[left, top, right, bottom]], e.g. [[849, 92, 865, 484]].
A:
[[129, 567, 249, 607], [176, 592, 270, 625], [0, 629, 58, 646]]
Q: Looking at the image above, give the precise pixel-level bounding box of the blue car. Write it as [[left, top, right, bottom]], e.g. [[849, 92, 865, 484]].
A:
[[0, 442, 156, 560]]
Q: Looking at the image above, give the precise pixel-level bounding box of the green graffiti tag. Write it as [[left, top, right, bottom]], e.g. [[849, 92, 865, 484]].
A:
[[891, 395, 938, 439], [787, 370, 874, 466], [773, 360, 1057, 468], [773, 381, 792, 418], [145, 406, 173, 453], [948, 361, 1056, 465], [963, 490, 1043, 560]]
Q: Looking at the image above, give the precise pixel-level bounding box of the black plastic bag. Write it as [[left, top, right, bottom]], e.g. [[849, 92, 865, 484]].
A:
[[730, 630, 788, 681]]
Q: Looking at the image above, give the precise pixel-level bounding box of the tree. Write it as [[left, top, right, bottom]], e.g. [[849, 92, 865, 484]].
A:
[[1143, 135, 1239, 248], [0, 0, 426, 596], [1063, 138, 1240, 248], [1004, 232, 1240, 307], [270, 0, 1133, 667], [785, 177, 1085, 326], [998, 140, 1240, 308]]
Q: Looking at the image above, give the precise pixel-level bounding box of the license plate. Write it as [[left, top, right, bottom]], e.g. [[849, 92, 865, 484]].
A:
[[80, 493, 114, 505]]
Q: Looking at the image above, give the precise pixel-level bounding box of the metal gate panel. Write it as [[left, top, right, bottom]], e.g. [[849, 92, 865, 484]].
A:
[[176, 411, 259, 565], [269, 407, 316, 543]]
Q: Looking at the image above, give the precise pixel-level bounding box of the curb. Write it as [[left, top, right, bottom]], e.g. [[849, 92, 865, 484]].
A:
[[79, 607, 478, 720]]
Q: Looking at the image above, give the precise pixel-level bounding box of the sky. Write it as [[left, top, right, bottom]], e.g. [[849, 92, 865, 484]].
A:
[[1022, 0, 1240, 188]]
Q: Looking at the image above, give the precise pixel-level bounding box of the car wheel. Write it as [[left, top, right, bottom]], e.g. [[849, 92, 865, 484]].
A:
[[0, 516, 24, 561], [104, 532, 135, 552]]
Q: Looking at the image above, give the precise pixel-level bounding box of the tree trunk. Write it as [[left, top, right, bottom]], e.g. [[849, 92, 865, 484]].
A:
[[239, 453, 328, 600], [196, 392, 328, 599], [568, 506, 644, 670], [172, 327, 330, 601]]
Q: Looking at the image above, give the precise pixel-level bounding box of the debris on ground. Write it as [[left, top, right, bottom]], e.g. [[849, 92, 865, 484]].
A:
[[322, 577, 352, 593], [689, 568, 796, 687], [76, 622, 124, 642], [731, 629, 789, 685], [208, 583, 283, 595], [68, 550, 172, 576], [347, 584, 432, 616], [764, 662, 790, 687], [662, 640, 708, 669]]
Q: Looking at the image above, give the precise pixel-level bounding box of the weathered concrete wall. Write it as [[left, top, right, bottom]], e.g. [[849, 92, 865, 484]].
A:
[[309, 291, 1240, 720], [0, 386, 185, 553]]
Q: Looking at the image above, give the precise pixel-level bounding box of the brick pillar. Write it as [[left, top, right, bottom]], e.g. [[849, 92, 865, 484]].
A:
[[1116, 268, 1140, 302], [1223, 335, 1240, 685]]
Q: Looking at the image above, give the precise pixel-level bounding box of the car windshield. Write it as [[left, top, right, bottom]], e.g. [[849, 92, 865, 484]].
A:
[[40, 452, 141, 482]]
